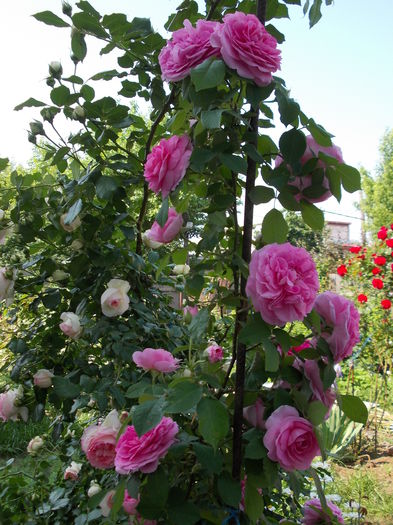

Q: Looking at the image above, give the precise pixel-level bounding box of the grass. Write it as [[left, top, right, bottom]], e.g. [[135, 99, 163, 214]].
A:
[[0, 419, 51, 457]]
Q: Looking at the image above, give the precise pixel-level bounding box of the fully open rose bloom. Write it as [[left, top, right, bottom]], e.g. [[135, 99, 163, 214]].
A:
[[81, 409, 121, 469], [276, 135, 344, 203], [263, 405, 320, 471], [302, 498, 344, 524], [205, 343, 224, 363], [0, 386, 28, 422], [115, 416, 178, 474], [246, 242, 319, 326], [159, 19, 220, 81], [33, 369, 54, 388], [145, 208, 183, 244], [314, 292, 360, 363], [243, 398, 265, 429], [210, 12, 280, 86], [132, 348, 179, 373], [144, 135, 192, 198], [101, 279, 130, 317], [59, 312, 82, 339]]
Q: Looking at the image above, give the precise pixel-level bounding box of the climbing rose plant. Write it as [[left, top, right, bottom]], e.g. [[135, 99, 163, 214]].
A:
[[0, 0, 365, 523]]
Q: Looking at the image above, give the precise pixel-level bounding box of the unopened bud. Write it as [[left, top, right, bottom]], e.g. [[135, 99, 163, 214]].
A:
[[46, 77, 55, 87], [72, 105, 85, 121], [29, 120, 44, 136], [183, 368, 192, 378], [62, 1, 72, 16], [49, 61, 63, 80], [28, 132, 37, 144]]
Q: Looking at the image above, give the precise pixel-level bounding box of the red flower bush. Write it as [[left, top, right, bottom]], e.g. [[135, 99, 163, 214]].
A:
[[358, 294, 368, 303], [381, 299, 391, 309], [386, 239, 393, 248], [372, 278, 384, 289], [378, 226, 388, 240], [374, 255, 387, 266], [350, 246, 362, 254], [372, 267, 381, 275], [337, 264, 347, 276]]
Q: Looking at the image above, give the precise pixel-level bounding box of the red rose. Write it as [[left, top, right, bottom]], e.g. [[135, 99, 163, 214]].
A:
[[378, 228, 388, 240], [350, 246, 362, 254], [357, 254, 365, 260], [372, 267, 381, 275], [374, 256, 387, 266], [357, 294, 368, 303], [372, 278, 384, 289], [391, 224, 393, 230], [337, 265, 347, 276], [386, 239, 393, 248], [381, 299, 391, 309]]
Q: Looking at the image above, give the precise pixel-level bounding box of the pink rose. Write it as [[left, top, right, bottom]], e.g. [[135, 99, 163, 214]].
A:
[[288, 340, 312, 356], [246, 243, 319, 326], [183, 305, 198, 318], [64, 461, 82, 480], [205, 343, 224, 363], [144, 135, 192, 198], [302, 498, 344, 524], [243, 398, 265, 429], [123, 491, 139, 515], [210, 12, 281, 86], [159, 19, 220, 82], [263, 405, 320, 471], [101, 279, 130, 317], [145, 208, 183, 244], [59, 312, 82, 339], [0, 387, 28, 422], [276, 135, 344, 204], [314, 291, 360, 363], [132, 348, 179, 374], [99, 490, 115, 517], [115, 417, 179, 474], [33, 369, 54, 388], [303, 360, 336, 416], [81, 409, 121, 469]]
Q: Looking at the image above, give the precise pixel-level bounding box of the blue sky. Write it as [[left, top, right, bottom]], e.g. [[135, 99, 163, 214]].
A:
[[0, 0, 392, 239]]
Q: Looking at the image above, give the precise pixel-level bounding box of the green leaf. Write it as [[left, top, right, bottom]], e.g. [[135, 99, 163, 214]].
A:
[[279, 128, 307, 165], [190, 58, 225, 92], [52, 377, 81, 399], [127, 477, 140, 499], [64, 199, 82, 225], [244, 476, 264, 523], [246, 83, 275, 107], [197, 398, 229, 450], [337, 164, 361, 193], [276, 90, 300, 126], [239, 316, 270, 345], [165, 381, 202, 413], [262, 208, 288, 243], [110, 479, 126, 518], [72, 12, 108, 38], [201, 109, 223, 129], [193, 443, 223, 474], [308, 400, 328, 426], [42, 289, 61, 309], [14, 98, 46, 111], [172, 247, 188, 264], [306, 118, 332, 147], [309, 0, 323, 28], [96, 176, 118, 200], [186, 274, 205, 299], [219, 153, 247, 174], [300, 201, 324, 230], [72, 29, 87, 61], [168, 501, 200, 525], [340, 394, 368, 425], [156, 197, 169, 228], [249, 186, 275, 205], [50, 86, 71, 106], [264, 339, 279, 372], [132, 399, 164, 436], [217, 472, 241, 507], [33, 11, 70, 28], [138, 468, 169, 520], [81, 84, 95, 102], [0, 158, 9, 171], [188, 308, 209, 342]]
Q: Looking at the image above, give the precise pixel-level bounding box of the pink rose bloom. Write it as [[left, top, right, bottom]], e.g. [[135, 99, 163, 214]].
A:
[[183, 305, 198, 317], [33, 369, 54, 388], [159, 19, 220, 82], [243, 398, 265, 429], [275, 135, 344, 204], [64, 461, 82, 480], [314, 291, 360, 363], [115, 416, 179, 474], [123, 491, 139, 515], [132, 348, 179, 374], [263, 405, 320, 471], [59, 312, 82, 339], [210, 12, 281, 86], [246, 243, 319, 326], [302, 498, 344, 524], [144, 135, 192, 198], [0, 387, 28, 422], [303, 360, 336, 416], [145, 208, 183, 244], [205, 343, 224, 363], [81, 409, 121, 469], [288, 340, 312, 356]]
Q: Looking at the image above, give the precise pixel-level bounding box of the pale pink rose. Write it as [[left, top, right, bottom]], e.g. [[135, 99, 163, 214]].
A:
[[132, 348, 179, 373], [263, 405, 320, 471], [33, 369, 54, 388], [0, 267, 13, 303], [60, 213, 81, 232], [101, 279, 130, 317], [115, 417, 179, 474], [123, 491, 139, 515], [64, 461, 82, 480], [27, 436, 44, 455], [287, 340, 312, 356], [99, 490, 115, 517], [303, 360, 336, 416], [142, 231, 163, 249], [0, 387, 28, 422], [159, 19, 220, 82], [87, 481, 101, 497], [243, 398, 265, 429], [302, 498, 344, 524], [59, 312, 82, 339], [246, 243, 319, 326], [146, 208, 183, 244], [144, 135, 192, 198], [205, 343, 224, 363], [210, 12, 280, 86], [314, 292, 360, 363], [183, 305, 198, 318], [275, 135, 344, 203], [81, 409, 121, 469]]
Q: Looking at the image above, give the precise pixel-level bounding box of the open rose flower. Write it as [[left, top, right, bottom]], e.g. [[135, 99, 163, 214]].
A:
[[64, 461, 82, 480], [145, 208, 183, 244], [302, 498, 344, 524], [115, 417, 178, 474], [81, 409, 121, 469], [314, 291, 360, 363], [378, 226, 388, 240], [210, 12, 281, 86], [243, 398, 265, 429], [101, 279, 130, 317], [246, 242, 319, 326], [263, 405, 320, 471], [372, 278, 384, 289], [357, 294, 368, 304], [132, 348, 179, 374], [336, 265, 347, 276], [59, 312, 82, 339], [33, 369, 54, 388], [60, 213, 81, 232], [159, 19, 220, 82], [276, 135, 344, 203], [205, 343, 224, 363], [144, 135, 192, 198], [381, 299, 391, 309], [0, 386, 28, 422]]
